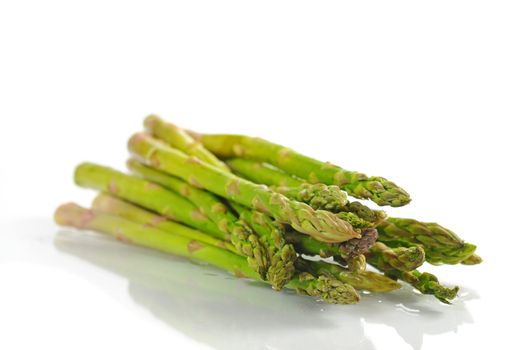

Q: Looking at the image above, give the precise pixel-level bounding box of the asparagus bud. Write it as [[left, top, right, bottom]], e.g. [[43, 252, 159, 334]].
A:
[[377, 218, 477, 265]]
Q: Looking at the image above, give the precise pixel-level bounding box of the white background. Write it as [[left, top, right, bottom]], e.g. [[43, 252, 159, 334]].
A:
[[1, 1, 526, 349]]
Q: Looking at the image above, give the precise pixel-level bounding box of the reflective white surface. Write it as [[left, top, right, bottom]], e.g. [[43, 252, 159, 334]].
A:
[[1, 218, 511, 350]]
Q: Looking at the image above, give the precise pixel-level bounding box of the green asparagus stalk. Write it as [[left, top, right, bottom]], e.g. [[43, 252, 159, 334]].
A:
[[144, 114, 230, 173], [286, 272, 359, 304], [55, 203, 359, 304], [235, 205, 374, 288], [128, 133, 359, 243], [187, 132, 410, 207], [389, 270, 460, 304], [274, 184, 348, 213], [91, 193, 237, 254], [227, 158, 386, 227], [376, 218, 477, 265], [295, 258, 402, 293], [227, 158, 304, 187], [74, 162, 224, 239], [126, 158, 269, 279], [365, 242, 426, 272], [344, 201, 386, 225], [227, 159, 348, 211], [229, 203, 297, 291], [55, 202, 259, 279], [365, 245, 457, 303], [225, 159, 474, 267]]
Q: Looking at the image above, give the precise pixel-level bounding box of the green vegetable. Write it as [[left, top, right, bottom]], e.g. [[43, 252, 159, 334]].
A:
[[227, 158, 385, 227], [366, 242, 426, 272], [295, 258, 402, 293], [376, 218, 477, 265], [227, 158, 348, 211], [91, 193, 238, 254], [187, 132, 410, 206], [54, 203, 359, 304], [126, 158, 269, 279], [390, 270, 459, 304], [144, 114, 230, 172], [55, 202, 258, 279], [74, 162, 224, 239], [366, 244, 458, 303], [230, 203, 297, 290], [128, 132, 359, 243]]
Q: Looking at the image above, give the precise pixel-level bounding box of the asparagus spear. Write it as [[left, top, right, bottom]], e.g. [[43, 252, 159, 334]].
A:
[[295, 258, 402, 293], [186, 132, 410, 207], [365, 242, 426, 272], [376, 218, 477, 265], [141, 121, 296, 284], [227, 158, 305, 187], [343, 201, 386, 225], [55, 203, 258, 279], [229, 203, 297, 291], [227, 159, 348, 211], [126, 158, 270, 279], [55, 203, 359, 304], [74, 162, 224, 239], [234, 205, 372, 290], [389, 270, 460, 304], [128, 133, 359, 243], [365, 244, 458, 303], [141, 121, 296, 290], [227, 158, 385, 227], [91, 193, 238, 254], [144, 114, 230, 173], [225, 159, 476, 267], [287, 273, 360, 304]]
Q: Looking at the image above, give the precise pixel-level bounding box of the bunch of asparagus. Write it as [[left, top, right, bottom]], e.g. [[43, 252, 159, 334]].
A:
[[54, 115, 481, 305]]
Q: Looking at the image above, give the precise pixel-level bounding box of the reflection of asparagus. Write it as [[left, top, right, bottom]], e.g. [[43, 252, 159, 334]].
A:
[[126, 159, 269, 279], [295, 258, 401, 293], [54, 203, 359, 304], [366, 244, 458, 303], [128, 133, 359, 243], [376, 218, 477, 265], [187, 133, 410, 206]]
